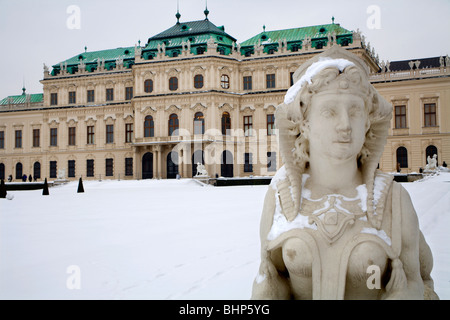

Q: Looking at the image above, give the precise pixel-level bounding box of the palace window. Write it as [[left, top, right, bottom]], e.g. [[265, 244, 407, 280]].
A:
[[168, 114, 179, 136], [68, 127, 76, 146], [290, 72, 294, 86], [244, 115, 253, 137], [244, 153, 253, 172], [243, 76, 252, 90], [106, 88, 114, 101], [0, 163, 4, 180], [144, 79, 153, 93], [267, 114, 275, 135], [33, 162, 41, 179], [50, 93, 58, 106], [194, 112, 205, 135], [267, 152, 277, 172], [424, 103, 437, 127], [106, 125, 114, 143], [49, 161, 57, 178], [15, 130, 22, 148], [395, 105, 407, 129], [69, 91, 76, 104], [87, 89, 95, 103], [16, 162, 23, 180], [105, 158, 114, 177], [221, 74, 230, 89], [87, 126, 95, 144], [33, 129, 40, 147], [50, 128, 58, 146], [86, 159, 94, 177], [0, 131, 4, 149], [169, 77, 178, 91], [125, 158, 133, 176], [266, 73, 276, 89], [221, 112, 231, 135], [125, 123, 133, 143], [68, 160, 76, 178], [396, 147, 408, 168], [125, 87, 133, 100], [144, 116, 154, 137], [194, 74, 204, 89]]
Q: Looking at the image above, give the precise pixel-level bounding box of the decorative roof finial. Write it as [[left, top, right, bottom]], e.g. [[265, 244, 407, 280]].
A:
[[84, 46, 87, 52], [263, 25, 266, 32], [176, 0, 181, 24], [204, 0, 209, 20], [22, 78, 26, 95], [332, 16, 335, 24]]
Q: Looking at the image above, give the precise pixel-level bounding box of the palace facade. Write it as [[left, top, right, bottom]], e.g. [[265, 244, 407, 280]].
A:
[[1, 10, 449, 181]]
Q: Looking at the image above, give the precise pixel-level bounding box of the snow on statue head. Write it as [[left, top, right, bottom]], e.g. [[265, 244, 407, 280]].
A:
[[276, 45, 392, 227], [252, 46, 439, 300]]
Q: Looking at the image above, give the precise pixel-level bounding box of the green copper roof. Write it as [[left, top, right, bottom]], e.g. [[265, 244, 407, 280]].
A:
[[0, 93, 43, 105], [53, 47, 135, 68], [240, 23, 352, 47], [146, 19, 236, 44]]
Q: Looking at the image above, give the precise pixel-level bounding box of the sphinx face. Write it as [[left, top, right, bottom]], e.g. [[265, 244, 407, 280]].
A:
[[306, 92, 368, 162]]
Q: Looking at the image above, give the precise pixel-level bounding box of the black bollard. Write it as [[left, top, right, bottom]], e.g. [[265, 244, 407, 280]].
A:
[[77, 177, 84, 193], [42, 178, 50, 195], [0, 179, 6, 198]]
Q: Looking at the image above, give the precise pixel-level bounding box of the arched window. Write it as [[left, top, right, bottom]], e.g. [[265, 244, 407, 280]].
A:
[[142, 152, 153, 179], [144, 115, 154, 137], [194, 112, 205, 135], [33, 162, 41, 180], [221, 112, 231, 135], [15, 162, 23, 180], [144, 79, 153, 93], [396, 147, 408, 168], [169, 77, 178, 91], [168, 114, 179, 136], [167, 151, 179, 179], [426, 145, 438, 165], [194, 74, 204, 89], [221, 74, 230, 89]]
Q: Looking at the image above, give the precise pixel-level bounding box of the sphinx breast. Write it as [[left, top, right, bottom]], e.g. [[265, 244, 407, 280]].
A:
[[281, 236, 389, 298]]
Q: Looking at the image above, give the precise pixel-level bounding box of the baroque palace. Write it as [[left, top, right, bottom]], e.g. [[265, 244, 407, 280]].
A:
[[1, 9, 449, 181]]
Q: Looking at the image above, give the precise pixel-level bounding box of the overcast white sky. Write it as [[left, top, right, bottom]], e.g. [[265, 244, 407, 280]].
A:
[[0, 0, 449, 98]]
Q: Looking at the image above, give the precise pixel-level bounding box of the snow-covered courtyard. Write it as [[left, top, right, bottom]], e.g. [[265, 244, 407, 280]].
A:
[[1, 172, 449, 299]]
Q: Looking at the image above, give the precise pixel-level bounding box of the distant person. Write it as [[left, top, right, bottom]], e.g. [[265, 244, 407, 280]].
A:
[[28, 175, 33, 182], [443, 161, 447, 168], [22, 174, 27, 182], [8, 174, 12, 182]]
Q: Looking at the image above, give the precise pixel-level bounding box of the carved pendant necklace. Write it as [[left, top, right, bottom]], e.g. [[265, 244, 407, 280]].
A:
[[300, 190, 366, 245]]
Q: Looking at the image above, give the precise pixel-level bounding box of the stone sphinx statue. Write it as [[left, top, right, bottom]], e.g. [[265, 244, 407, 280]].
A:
[[251, 46, 438, 300]]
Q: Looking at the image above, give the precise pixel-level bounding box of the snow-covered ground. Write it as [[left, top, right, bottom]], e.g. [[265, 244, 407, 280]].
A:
[[0, 172, 449, 300]]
